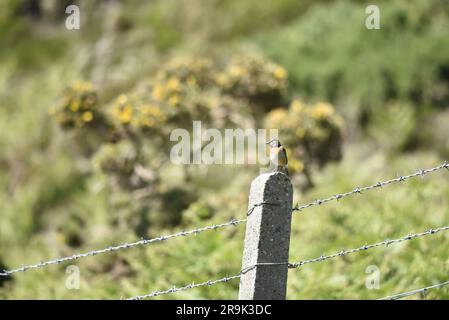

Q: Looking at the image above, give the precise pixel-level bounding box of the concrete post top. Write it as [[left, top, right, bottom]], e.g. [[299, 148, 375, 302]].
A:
[[251, 172, 291, 188], [249, 172, 292, 204]]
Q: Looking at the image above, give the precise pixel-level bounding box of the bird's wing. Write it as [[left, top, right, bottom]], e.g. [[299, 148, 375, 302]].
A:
[[281, 147, 288, 164]]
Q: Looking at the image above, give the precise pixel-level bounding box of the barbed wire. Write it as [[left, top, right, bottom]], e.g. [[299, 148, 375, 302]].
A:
[[127, 274, 242, 300], [288, 225, 449, 269], [2, 162, 447, 283], [379, 280, 449, 300], [127, 174, 449, 300], [293, 161, 449, 213], [126, 224, 449, 299], [1, 198, 285, 277], [0, 217, 247, 277]]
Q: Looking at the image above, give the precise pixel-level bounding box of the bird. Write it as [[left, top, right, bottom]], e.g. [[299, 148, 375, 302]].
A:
[[267, 139, 289, 176]]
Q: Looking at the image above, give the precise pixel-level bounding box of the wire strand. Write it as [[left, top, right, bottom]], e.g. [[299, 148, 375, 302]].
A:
[[288, 225, 449, 269], [293, 161, 448, 213], [379, 280, 449, 300], [2, 162, 447, 277], [127, 274, 242, 300], [126, 224, 449, 299], [0, 217, 246, 277]]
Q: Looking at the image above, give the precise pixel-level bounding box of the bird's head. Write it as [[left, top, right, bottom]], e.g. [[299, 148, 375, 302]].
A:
[[267, 139, 282, 148]]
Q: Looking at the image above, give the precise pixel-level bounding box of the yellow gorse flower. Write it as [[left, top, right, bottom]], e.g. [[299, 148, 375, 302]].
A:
[[152, 83, 165, 101], [117, 94, 128, 105], [310, 102, 334, 119], [215, 73, 228, 86], [273, 66, 287, 80], [166, 77, 181, 91], [72, 81, 93, 92], [70, 100, 80, 112], [142, 118, 155, 127], [265, 108, 288, 128], [207, 97, 220, 109], [82, 111, 94, 122], [291, 99, 304, 113], [168, 95, 179, 107], [229, 66, 246, 77], [114, 104, 133, 124], [140, 104, 161, 116]]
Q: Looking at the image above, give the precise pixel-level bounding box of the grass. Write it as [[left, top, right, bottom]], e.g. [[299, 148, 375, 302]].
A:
[[0, 0, 448, 300], [1, 145, 448, 299]]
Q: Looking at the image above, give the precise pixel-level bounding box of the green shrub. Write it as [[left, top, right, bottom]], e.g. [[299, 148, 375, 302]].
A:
[[50, 81, 98, 129], [265, 99, 344, 186], [259, 0, 449, 119]]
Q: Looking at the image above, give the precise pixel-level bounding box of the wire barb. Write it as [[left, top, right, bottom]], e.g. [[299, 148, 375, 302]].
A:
[[443, 160, 449, 171]]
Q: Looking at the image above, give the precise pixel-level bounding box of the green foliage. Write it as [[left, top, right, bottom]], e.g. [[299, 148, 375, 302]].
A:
[[1, 0, 448, 301], [265, 99, 344, 183], [93, 141, 139, 182], [49, 52, 344, 208], [415, 109, 449, 159], [366, 102, 417, 153], [182, 200, 215, 224], [50, 81, 98, 129], [259, 0, 449, 119], [217, 54, 288, 111]]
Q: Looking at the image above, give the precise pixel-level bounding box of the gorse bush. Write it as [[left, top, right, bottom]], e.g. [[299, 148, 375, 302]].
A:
[[265, 99, 344, 186], [217, 54, 288, 112], [110, 93, 169, 135], [50, 81, 98, 129], [50, 81, 119, 157], [50, 53, 345, 227], [155, 56, 216, 88]]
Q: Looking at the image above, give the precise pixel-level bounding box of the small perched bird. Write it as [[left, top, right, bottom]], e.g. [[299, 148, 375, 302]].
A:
[[267, 139, 289, 176]]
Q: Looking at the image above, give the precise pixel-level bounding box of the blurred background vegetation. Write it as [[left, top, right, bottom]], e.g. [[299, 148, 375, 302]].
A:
[[0, 0, 448, 299]]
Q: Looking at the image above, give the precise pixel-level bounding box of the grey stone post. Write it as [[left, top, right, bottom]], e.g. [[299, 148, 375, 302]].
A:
[[238, 172, 293, 300]]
